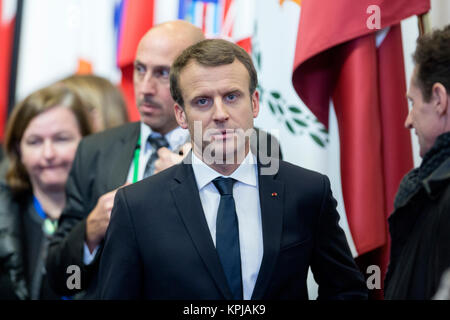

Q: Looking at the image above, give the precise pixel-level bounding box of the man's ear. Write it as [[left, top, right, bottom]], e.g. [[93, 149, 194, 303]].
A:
[[251, 90, 260, 119], [432, 82, 449, 116], [174, 103, 188, 129]]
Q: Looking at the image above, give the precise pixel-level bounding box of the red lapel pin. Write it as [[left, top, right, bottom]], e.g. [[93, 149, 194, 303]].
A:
[[271, 192, 278, 197]]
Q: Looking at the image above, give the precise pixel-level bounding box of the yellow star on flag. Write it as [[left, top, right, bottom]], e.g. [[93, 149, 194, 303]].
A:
[[279, 0, 301, 6]]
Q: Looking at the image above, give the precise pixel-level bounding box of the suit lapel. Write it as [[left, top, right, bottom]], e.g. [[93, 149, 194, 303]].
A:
[[106, 122, 140, 190], [251, 161, 284, 300], [170, 158, 233, 299]]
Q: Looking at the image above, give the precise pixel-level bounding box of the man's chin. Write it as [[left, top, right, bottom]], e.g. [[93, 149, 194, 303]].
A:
[[140, 113, 155, 122], [141, 116, 161, 130]]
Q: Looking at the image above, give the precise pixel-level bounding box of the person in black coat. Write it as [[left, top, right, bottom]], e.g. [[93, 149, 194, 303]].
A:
[[46, 21, 206, 298], [385, 25, 450, 300], [0, 85, 91, 299]]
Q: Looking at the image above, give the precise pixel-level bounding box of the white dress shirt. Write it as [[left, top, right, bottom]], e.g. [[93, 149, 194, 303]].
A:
[[126, 122, 189, 182], [83, 123, 189, 265], [191, 151, 264, 300]]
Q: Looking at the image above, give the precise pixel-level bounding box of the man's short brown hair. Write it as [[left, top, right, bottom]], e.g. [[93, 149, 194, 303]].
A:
[[413, 24, 450, 102], [170, 39, 258, 107]]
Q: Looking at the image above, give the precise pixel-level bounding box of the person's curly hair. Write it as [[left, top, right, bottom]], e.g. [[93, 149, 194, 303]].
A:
[[413, 24, 450, 102]]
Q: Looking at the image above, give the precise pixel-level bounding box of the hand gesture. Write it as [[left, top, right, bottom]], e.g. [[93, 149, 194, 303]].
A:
[[154, 143, 191, 174]]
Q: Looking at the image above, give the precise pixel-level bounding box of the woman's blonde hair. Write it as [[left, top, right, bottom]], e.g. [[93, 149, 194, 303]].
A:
[[59, 74, 129, 131]]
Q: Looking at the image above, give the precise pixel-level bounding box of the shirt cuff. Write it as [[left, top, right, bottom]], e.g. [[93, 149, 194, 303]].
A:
[[83, 242, 99, 265]]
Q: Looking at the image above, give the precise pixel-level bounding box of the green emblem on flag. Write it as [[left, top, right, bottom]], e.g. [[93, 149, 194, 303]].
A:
[[252, 25, 329, 148]]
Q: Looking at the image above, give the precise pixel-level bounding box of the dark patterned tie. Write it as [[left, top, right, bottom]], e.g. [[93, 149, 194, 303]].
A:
[[212, 177, 243, 300], [143, 135, 169, 178]]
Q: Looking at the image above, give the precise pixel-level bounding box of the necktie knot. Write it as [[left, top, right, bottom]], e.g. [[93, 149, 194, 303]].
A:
[[143, 135, 169, 178], [148, 135, 169, 150], [213, 177, 235, 195]]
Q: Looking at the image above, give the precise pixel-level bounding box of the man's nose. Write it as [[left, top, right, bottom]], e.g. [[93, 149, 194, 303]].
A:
[[404, 110, 413, 129], [140, 73, 158, 95], [212, 100, 230, 122]]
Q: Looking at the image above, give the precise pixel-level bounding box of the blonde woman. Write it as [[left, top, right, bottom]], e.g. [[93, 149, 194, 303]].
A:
[[59, 74, 129, 132]]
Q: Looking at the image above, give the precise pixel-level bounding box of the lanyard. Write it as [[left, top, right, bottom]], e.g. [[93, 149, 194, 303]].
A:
[[31, 196, 70, 300], [33, 196, 58, 236], [132, 135, 141, 183], [33, 196, 46, 219]]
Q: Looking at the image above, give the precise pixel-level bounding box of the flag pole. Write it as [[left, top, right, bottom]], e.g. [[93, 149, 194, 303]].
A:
[[417, 12, 431, 36], [7, 0, 24, 117]]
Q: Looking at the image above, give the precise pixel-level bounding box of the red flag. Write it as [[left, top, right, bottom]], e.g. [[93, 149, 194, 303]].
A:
[[117, 0, 155, 121], [292, 0, 429, 296], [0, 0, 16, 142]]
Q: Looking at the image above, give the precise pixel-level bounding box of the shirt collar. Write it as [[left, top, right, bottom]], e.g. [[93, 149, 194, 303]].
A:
[[140, 122, 189, 151], [191, 150, 258, 191]]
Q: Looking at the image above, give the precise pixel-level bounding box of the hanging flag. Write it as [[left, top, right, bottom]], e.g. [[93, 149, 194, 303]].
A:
[[292, 0, 430, 296], [115, 0, 155, 122], [176, 0, 254, 52], [16, 0, 119, 109], [178, 0, 220, 36], [115, 0, 254, 121], [226, 0, 255, 54], [0, 0, 17, 142]]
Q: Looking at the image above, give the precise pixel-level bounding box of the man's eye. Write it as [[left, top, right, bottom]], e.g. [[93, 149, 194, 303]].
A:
[[157, 68, 170, 78], [195, 98, 210, 106], [225, 93, 239, 102], [150, 67, 170, 83], [135, 64, 146, 74]]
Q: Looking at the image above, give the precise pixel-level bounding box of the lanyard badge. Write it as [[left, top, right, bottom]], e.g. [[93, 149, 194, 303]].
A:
[[33, 196, 58, 236]]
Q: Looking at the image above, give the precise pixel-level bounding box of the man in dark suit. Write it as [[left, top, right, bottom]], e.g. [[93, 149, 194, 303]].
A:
[[97, 39, 367, 300], [45, 20, 205, 297]]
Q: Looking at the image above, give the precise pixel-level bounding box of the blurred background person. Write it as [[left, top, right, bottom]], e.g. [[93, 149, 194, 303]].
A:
[[45, 20, 205, 299], [0, 74, 128, 179], [0, 85, 92, 300], [58, 74, 129, 132], [384, 24, 450, 300]]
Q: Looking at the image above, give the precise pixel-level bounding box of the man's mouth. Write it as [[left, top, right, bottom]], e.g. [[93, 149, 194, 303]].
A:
[[210, 129, 235, 141], [139, 103, 160, 114]]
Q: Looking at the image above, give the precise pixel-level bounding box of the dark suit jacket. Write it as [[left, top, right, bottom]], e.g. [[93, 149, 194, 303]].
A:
[[46, 122, 282, 298], [98, 155, 367, 299], [46, 122, 141, 297]]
